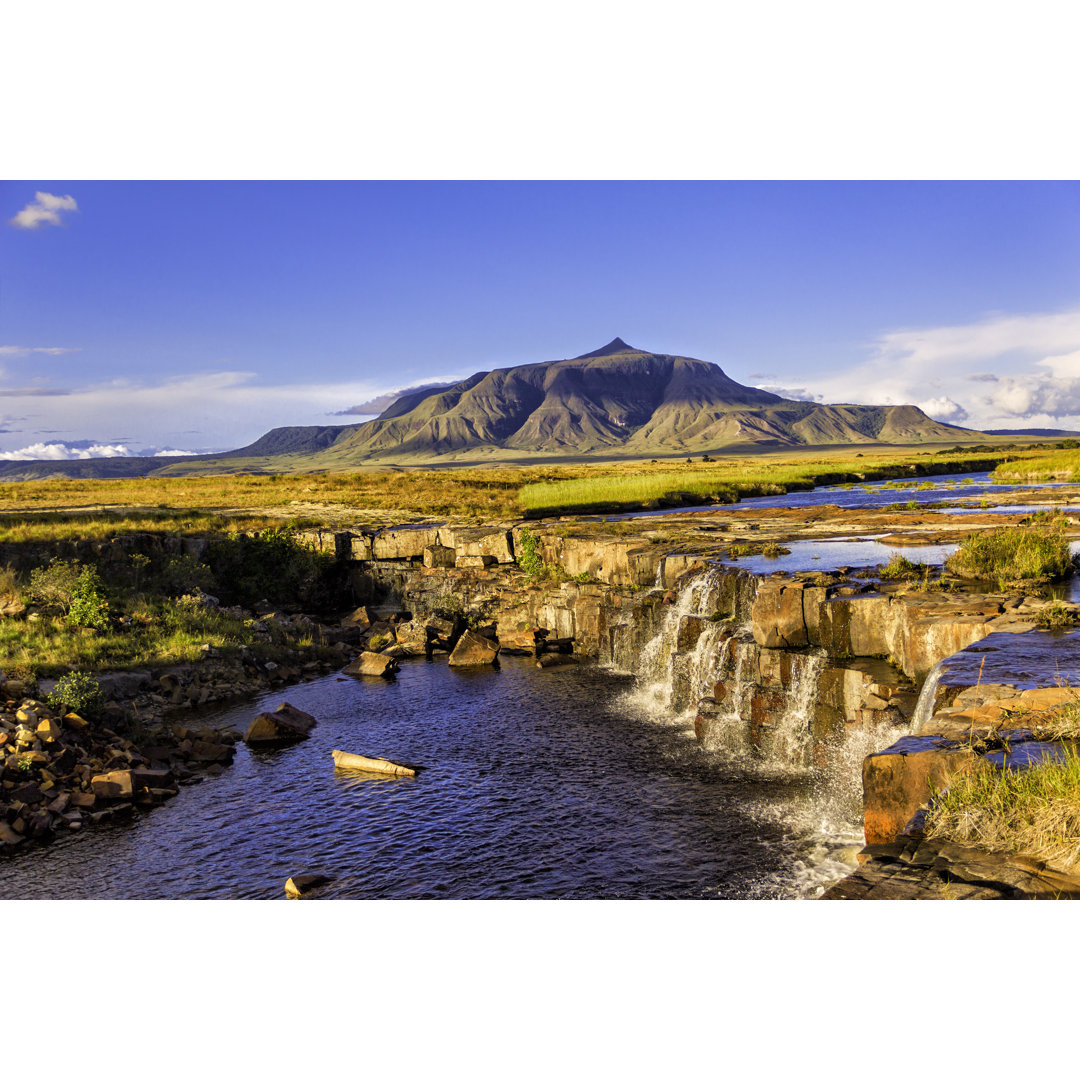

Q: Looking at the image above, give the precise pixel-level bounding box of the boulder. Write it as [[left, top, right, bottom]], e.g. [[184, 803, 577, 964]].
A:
[[341, 605, 373, 628], [90, 768, 173, 799], [371, 526, 443, 560], [392, 620, 430, 656], [243, 702, 318, 745], [456, 554, 496, 569], [343, 651, 400, 678], [498, 628, 540, 654], [448, 629, 500, 667]]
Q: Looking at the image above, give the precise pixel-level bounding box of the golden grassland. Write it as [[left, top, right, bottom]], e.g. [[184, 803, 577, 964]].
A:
[[993, 446, 1080, 481], [0, 445, 1017, 531]]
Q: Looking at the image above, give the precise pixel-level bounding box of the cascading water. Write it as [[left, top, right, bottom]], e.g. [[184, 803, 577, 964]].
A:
[[910, 659, 946, 733], [630, 566, 734, 722], [623, 563, 913, 897]]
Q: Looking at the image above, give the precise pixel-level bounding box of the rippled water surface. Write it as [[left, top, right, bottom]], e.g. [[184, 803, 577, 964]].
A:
[[0, 657, 866, 900]]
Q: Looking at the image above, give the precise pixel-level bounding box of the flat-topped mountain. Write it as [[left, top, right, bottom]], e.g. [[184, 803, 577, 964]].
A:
[[0, 339, 981, 479], [307, 337, 975, 462]]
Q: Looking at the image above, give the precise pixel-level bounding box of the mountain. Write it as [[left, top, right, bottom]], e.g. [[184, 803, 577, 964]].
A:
[[0, 339, 983, 479], [307, 337, 976, 462]]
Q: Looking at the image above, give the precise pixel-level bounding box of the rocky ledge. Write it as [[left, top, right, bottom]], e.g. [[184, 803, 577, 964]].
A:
[[822, 836, 1080, 899]]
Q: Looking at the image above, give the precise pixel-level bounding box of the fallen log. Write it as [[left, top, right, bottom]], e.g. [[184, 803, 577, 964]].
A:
[[332, 749, 417, 777]]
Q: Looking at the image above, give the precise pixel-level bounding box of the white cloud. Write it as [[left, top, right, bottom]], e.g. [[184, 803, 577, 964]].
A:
[[787, 306, 1080, 430], [0, 345, 80, 356], [755, 385, 823, 402], [917, 396, 968, 422], [9, 191, 78, 229], [0, 441, 131, 461]]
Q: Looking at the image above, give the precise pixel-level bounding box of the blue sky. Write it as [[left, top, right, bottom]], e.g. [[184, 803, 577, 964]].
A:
[[3, 180, 1080, 458]]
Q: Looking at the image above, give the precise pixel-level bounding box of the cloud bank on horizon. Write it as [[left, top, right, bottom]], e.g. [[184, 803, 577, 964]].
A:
[[752, 306, 1080, 433]]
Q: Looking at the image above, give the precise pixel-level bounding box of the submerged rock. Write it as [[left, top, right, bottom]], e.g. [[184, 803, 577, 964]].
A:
[[343, 652, 400, 678], [448, 629, 499, 667], [285, 873, 331, 898], [243, 701, 318, 745]]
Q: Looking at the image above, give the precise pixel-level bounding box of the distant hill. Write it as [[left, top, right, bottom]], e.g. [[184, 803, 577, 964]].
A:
[[0, 338, 986, 479], [983, 428, 1080, 437]]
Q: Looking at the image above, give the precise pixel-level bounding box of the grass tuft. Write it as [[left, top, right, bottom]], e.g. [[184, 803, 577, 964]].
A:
[[926, 745, 1080, 872]]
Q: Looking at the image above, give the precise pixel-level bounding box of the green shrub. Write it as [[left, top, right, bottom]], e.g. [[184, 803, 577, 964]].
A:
[[161, 554, 216, 596], [516, 527, 545, 578], [47, 670, 106, 718], [25, 559, 82, 612], [204, 528, 335, 606], [761, 542, 790, 558], [1036, 601, 1080, 630], [66, 567, 110, 630]]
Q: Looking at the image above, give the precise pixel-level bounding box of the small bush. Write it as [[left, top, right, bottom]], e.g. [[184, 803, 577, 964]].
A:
[[47, 670, 106, 719], [761, 542, 790, 558], [66, 567, 110, 630], [25, 559, 82, 612], [516, 526, 545, 578], [161, 554, 216, 596]]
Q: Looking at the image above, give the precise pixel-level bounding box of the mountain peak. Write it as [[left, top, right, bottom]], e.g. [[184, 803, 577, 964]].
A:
[[571, 337, 639, 360]]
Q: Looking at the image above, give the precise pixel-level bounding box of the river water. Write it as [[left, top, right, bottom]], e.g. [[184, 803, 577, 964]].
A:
[[0, 652, 875, 900]]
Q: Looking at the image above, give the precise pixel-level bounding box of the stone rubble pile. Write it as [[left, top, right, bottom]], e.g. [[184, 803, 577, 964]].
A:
[[0, 691, 242, 855]]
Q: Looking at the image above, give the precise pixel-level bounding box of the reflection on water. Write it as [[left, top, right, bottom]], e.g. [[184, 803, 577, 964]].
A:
[[719, 538, 958, 576]]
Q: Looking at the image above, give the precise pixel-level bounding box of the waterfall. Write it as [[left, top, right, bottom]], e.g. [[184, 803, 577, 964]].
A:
[[621, 561, 914, 897], [758, 653, 824, 773], [910, 659, 946, 734], [630, 566, 732, 719]]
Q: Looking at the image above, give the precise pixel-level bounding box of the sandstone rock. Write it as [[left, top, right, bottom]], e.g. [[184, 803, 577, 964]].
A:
[[285, 873, 331, 898], [372, 526, 443, 560], [36, 718, 62, 742], [862, 736, 986, 846], [536, 652, 577, 669], [751, 581, 808, 648], [448, 629, 500, 667], [456, 554, 496, 569], [243, 702, 318, 745], [62, 713, 89, 733], [498, 628, 540, 654], [188, 739, 235, 764], [343, 651, 400, 678], [90, 768, 173, 799], [422, 544, 457, 569], [341, 605, 373, 628], [392, 620, 430, 656]]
